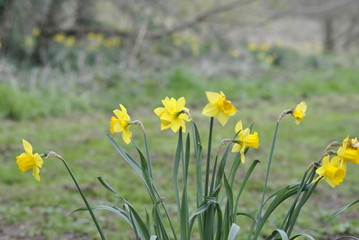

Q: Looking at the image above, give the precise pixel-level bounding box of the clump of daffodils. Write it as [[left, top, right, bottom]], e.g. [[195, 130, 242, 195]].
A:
[[16, 92, 358, 240]]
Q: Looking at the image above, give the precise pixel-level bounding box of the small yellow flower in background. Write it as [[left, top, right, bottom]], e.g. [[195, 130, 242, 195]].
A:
[[154, 97, 190, 133], [265, 55, 275, 64], [257, 52, 265, 61], [292, 101, 307, 125], [110, 104, 132, 144], [24, 37, 34, 47], [247, 43, 258, 51], [202, 91, 238, 126], [53, 33, 66, 43], [32, 28, 41, 37], [259, 43, 270, 51], [65, 36, 76, 47], [172, 33, 183, 46], [312, 155, 346, 188], [337, 136, 359, 166], [231, 121, 259, 163], [228, 48, 240, 58], [16, 139, 43, 182]]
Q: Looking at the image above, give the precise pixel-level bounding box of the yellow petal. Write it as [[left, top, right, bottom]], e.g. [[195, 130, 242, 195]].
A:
[[154, 107, 166, 117], [202, 103, 218, 117], [33, 167, 41, 182], [122, 128, 132, 144], [34, 153, 44, 168], [231, 143, 241, 153], [177, 97, 186, 109], [119, 104, 128, 115], [113, 109, 122, 119], [235, 121, 243, 133], [206, 91, 220, 104], [217, 111, 229, 126], [22, 139, 33, 154], [296, 101, 307, 114]]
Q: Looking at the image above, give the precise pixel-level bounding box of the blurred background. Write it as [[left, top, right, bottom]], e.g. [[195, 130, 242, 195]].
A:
[[1, 0, 359, 239]]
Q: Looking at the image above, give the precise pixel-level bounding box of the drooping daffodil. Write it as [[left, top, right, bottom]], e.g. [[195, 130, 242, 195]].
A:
[[110, 104, 132, 144], [312, 155, 346, 188], [16, 139, 44, 182], [337, 136, 359, 168], [231, 121, 259, 163], [292, 101, 307, 125]]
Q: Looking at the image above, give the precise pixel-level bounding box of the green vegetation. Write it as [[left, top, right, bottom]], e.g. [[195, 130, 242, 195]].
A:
[[1, 54, 359, 238]]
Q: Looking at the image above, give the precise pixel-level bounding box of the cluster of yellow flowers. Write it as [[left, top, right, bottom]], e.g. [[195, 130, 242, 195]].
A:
[[53, 33, 76, 47], [171, 33, 200, 56], [16, 91, 357, 189], [247, 42, 275, 64]]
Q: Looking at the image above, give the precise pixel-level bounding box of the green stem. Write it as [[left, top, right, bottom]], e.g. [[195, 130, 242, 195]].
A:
[[205, 117, 214, 196], [61, 159, 107, 240], [143, 132, 153, 178], [253, 122, 279, 240]]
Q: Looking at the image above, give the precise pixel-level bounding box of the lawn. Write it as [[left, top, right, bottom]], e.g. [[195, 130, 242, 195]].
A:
[[1, 62, 359, 239]]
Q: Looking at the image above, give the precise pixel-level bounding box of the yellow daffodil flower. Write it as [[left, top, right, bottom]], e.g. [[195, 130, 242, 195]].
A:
[[202, 91, 238, 126], [16, 139, 43, 182], [337, 136, 359, 167], [231, 121, 259, 163], [110, 104, 132, 144], [53, 33, 66, 43], [154, 97, 190, 133], [312, 156, 346, 188], [32, 28, 41, 37], [292, 101, 307, 125]]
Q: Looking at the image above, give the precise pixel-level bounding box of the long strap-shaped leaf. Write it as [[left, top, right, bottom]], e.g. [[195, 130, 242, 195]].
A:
[[227, 223, 240, 240], [69, 205, 132, 226], [330, 199, 359, 218], [107, 134, 143, 178]]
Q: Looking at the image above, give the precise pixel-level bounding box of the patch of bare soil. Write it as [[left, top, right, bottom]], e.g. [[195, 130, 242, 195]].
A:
[[0, 222, 91, 240]]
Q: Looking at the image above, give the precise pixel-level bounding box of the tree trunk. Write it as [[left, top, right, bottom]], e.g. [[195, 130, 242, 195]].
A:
[[30, 0, 63, 65], [323, 16, 335, 52]]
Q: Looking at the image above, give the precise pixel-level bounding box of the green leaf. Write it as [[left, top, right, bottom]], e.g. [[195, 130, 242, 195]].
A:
[[214, 144, 232, 190], [335, 236, 359, 240], [236, 212, 257, 223], [107, 134, 142, 178], [330, 199, 359, 218], [127, 204, 151, 240], [69, 205, 132, 226], [233, 159, 260, 223], [227, 223, 240, 240], [174, 130, 183, 217], [290, 233, 316, 240], [189, 199, 215, 220], [97, 177, 128, 202], [270, 229, 289, 240]]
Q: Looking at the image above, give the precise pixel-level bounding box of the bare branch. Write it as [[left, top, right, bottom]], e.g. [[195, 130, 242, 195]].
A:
[[40, 0, 249, 39]]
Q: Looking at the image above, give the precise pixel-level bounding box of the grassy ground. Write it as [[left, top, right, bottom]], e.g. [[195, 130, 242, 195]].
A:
[[1, 60, 359, 239]]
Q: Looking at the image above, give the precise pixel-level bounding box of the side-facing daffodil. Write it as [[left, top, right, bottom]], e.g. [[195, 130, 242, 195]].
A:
[[292, 101, 307, 125], [231, 121, 259, 163], [312, 155, 346, 188], [202, 91, 238, 126], [16, 139, 43, 182], [110, 104, 132, 144], [154, 97, 190, 133], [337, 136, 359, 167]]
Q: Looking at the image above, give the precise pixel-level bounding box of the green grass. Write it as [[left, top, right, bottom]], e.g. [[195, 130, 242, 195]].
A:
[[1, 55, 359, 239]]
